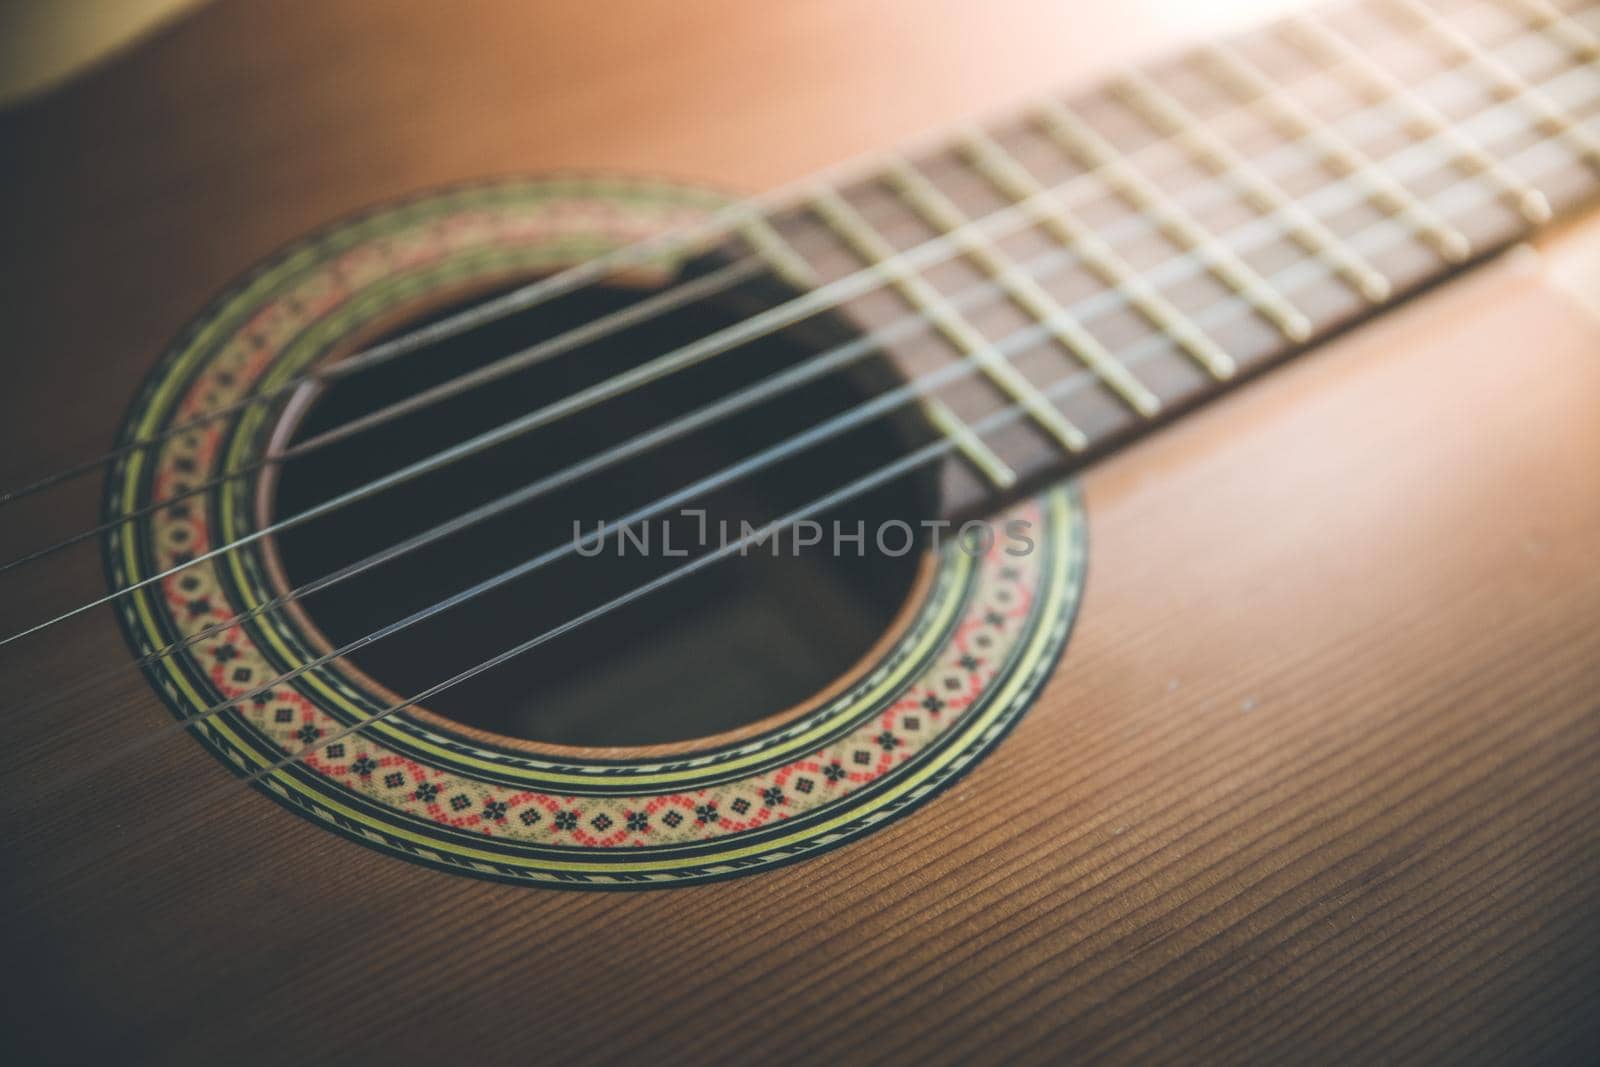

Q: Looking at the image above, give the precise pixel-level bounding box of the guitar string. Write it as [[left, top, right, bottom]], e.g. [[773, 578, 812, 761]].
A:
[[0, 211, 768, 508], [5, 53, 1590, 656], [37, 141, 1577, 799], [25, 209, 1392, 797], [0, 256, 769, 575], [22, 73, 1583, 720], [174, 146, 1595, 807], [0, 38, 1517, 579], [0, 5, 1552, 509], [0, 41, 1344, 510], [3, 45, 1587, 649], [31, 243, 1166, 705], [0, 11, 1564, 575]]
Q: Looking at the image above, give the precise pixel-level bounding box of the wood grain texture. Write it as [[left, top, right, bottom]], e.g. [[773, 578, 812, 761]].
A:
[[0, 1, 1596, 1063]]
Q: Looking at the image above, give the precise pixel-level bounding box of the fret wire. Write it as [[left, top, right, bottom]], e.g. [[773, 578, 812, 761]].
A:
[[1037, 98, 1315, 342], [6, 10, 1593, 668], [920, 397, 1019, 488], [740, 215, 821, 288], [1503, 0, 1600, 61], [0, 5, 1583, 513], [1386, 0, 1600, 167], [808, 186, 1090, 458], [1286, 14, 1553, 223], [1202, 40, 1474, 263], [960, 127, 1238, 380], [882, 156, 1163, 417], [1114, 69, 1392, 303]]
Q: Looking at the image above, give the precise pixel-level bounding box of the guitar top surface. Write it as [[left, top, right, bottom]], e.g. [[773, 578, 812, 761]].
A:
[[1, 2, 1597, 1063]]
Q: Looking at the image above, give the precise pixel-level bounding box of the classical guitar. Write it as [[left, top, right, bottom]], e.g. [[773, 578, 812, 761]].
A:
[[2, 0, 1597, 1062]]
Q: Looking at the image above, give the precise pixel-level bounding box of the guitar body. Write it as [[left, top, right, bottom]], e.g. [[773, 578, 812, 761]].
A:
[[2, 1, 1597, 1062]]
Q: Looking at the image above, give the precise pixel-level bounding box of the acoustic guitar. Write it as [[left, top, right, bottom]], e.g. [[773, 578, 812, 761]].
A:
[[2, 0, 1597, 1062]]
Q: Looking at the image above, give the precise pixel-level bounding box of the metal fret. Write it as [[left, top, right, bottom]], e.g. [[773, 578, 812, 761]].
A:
[[1503, 0, 1600, 62], [883, 157, 1163, 417], [1037, 98, 1314, 343], [1203, 40, 1474, 264], [1287, 16, 1552, 223], [1114, 68, 1393, 304], [1386, 0, 1600, 168], [961, 128, 1238, 381], [808, 186, 1088, 470], [739, 214, 821, 289], [920, 397, 1018, 489]]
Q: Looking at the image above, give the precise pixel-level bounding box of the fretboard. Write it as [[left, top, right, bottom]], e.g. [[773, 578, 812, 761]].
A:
[[724, 0, 1600, 515]]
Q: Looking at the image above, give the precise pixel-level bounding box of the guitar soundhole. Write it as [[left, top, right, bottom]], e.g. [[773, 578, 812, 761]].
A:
[[265, 255, 938, 748]]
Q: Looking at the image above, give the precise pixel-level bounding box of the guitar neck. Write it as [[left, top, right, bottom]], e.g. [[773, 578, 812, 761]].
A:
[[734, 0, 1600, 515]]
